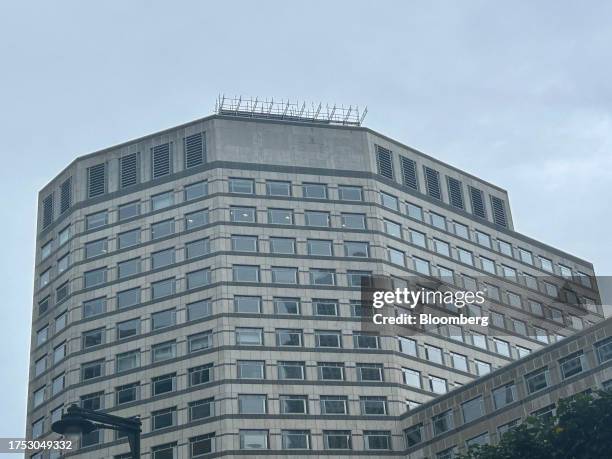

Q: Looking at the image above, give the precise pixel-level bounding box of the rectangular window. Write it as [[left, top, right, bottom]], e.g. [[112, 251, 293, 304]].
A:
[[268, 208, 293, 224], [430, 212, 446, 230], [430, 376, 448, 394], [403, 368, 421, 388], [280, 395, 307, 413], [560, 353, 585, 379], [282, 430, 310, 450], [315, 331, 341, 348], [151, 248, 174, 269], [303, 183, 327, 199], [152, 341, 176, 362], [230, 206, 256, 222], [187, 299, 211, 320], [539, 256, 554, 272], [189, 363, 213, 386], [117, 318, 139, 340], [357, 363, 384, 381], [86, 210, 108, 230], [475, 230, 491, 248], [152, 278, 175, 299], [414, 257, 430, 275], [451, 352, 468, 372], [324, 431, 352, 450], [152, 407, 176, 430], [238, 394, 267, 414], [271, 266, 298, 284], [229, 178, 254, 194], [453, 221, 469, 238], [405, 424, 423, 447], [307, 239, 332, 256], [236, 328, 263, 346], [525, 368, 549, 394], [425, 344, 443, 364], [118, 258, 140, 279], [399, 337, 417, 356], [276, 329, 302, 347], [354, 333, 379, 349], [83, 297, 106, 318], [266, 180, 291, 196], [269, 237, 295, 254], [338, 185, 362, 201], [240, 430, 268, 450], [57, 253, 69, 274], [231, 235, 258, 252], [321, 396, 348, 414], [498, 239, 513, 256], [233, 265, 259, 282], [388, 247, 405, 266], [152, 374, 176, 396], [462, 396, 484, 423], [119, 201, 140, 221], [116, 382, 139, 405], [185, 209, 209, 229], [314, 299, 338, 316], [305, 210, 330, 227], [116, 350, 140, 372], [237, 360, 264, 379], [433, 410, 453, 435], [596, 338, 612, 364], [409, 229, 427, 248], [360, 396, 387, 415], [52, 374, 64, 395], [151, 191, 174, 211], [117, 287, 140, 309], [189, 398, 214, 421], [184, 181, 208, 201], [278, 361, 305, 380], [190, 433, 214, 457], [84, 267, 106, 287], [185, 238, 210, 259], [384, 219, 401, 237], [274, 297, 300, 315], [407, 202, 423, 220], [118, 228, 140, 248], [310, 268, 335, 285], [82, 328, 104, 348], [318, 362, 345, 380], [152, 443, 176, 459], [186, 268, 211, 289], [341, 212, 366, 229], [81, 359, 104, 381], [457, 248, 473, 265], [152, 309, 176, 330], [234, 296, 261, 313], [381, 191, 399, 210], [493, 383, 517, 409], [151, 219, 174, 239], [475, 360, 491, 375]]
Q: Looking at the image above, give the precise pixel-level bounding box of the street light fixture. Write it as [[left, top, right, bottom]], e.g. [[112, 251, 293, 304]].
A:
[[52, 404, 141, 458]]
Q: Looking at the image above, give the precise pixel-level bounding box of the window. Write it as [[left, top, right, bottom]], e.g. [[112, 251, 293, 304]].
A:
[[388, 246, 405, 266], [462, 396, 484, 423], [57, 253, 69, 273], [116, 350, 140, 372], [86, 211, 107, 230], [596, 338, 612, 363], [357, 363, 384, 381], [41, 241, 52, 260], [502, 265, 517, 280], [278, 361, 305, 380], [539, 256, 554, 272], [33, 387, 44, 407], [345, 241, 370, 257], [32, 418, 44, 439], [383, 219, 401, 237], [513, 319, 527, 335], [151, 191, 173, 210], [453, 221, 469, 238], [118, 228, 140, 249], [240, 430, 268, 450], [471, 331, 487, 350], [190, 433, 214, 457], [498, 239, 513, 256], [338, 185, 362, 201], [152, 341, 176, 362], [425, 344, 443, 364], [236, 328, 263, 346], [118, 258, 140, 278], [117, 288, 140, 309], [35, 357, 46, 377], [189, 363, 213, 386], [399, 337, 417, 356], [230, 206, 256, 222], [457, 248, 473, 265], [543, 281, 558, 297], [266, 180, 291, 196], [498, 419, 520, 439], [560, 353, 585, 379], [303, 183, 327, 199], [186, 268, 211, 289], [507, 291, 522, 308], [233, 265, 259, 282], [83, 328, 104, 348], [381, 191, 399, 210], [84, 267, 106, 287], [315, 331, 341, 348], [306, 239, 331, 256], [116, 383, 139, 405], [475, 230, 491, 248], [475, 360, 491, 375], [276, 329, 302, 347], [269, 237, 295, 254], [152, 407, 176, 430], [268, 208, 293, 224], [430, 212, 446, 230], [152, 309, 175, 330], [403, 368, 421, 388], [81, 359, 104, 381], [314, 299, 338, 316], [430, 240, 450, 259], [533, 326, 549, 343], [480, 256, 496, 274], [414, 257, 430, 275], [189, 398, 214, 421], [56, 282, 69, 302], [229, 177, 254, 194], [282, 430, 310, 450], [310, 268, 335, 285], [405, 424, 423, 447], [237, 360, 264, 379], [58, 225, 70, 246], [274, 297, 300, 315], [493, 383, 517, 409], [305, 210, 330, 227], [430, 376, 447, 394], [83, 297, 106, 318], [52, 374, 64, 395], [151, 248, 174, 268], [409, 229, 427, 247], [448, 324, 463, 342], [185, 238, 210, 259], [494, 338, 511, 357], [239, 394, 266, 414], [406, 202, 423, 220], [184, 181, 208, 201], [518, 248, 533, 264], [280, 395, 307, 413], [118, 202, 140, 221], [152, 373, 176, 396], [318, 362, 345, 380], [451, 352, 468, 372], [272, 266, 298, 284], [234, 296, 261, 313], [185, 299, 211, 321], [152, 443, 175, 459], [323, 431, 351, 450], [151, 219, 174, 239], [321, 395, 347, 414], [185, 209, 209, 229], [361, 396, 387, 415], [433, 410, 453, 435], [354, 333, 379, 349], [231, 235, 257, 252], [364, 431, 391, 450], [341, 212, 366, 229], [152, 278, 175, 299], [525, 368, 549, 393], [466, 432, 490, 448], [577, 271, 592, 288]]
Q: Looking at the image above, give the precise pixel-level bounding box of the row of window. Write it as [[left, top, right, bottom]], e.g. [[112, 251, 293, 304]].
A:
[[405, 337, 612, 448]]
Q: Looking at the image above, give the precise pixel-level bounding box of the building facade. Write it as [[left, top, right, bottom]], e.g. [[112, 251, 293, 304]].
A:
[[27, 108, 604, 458]]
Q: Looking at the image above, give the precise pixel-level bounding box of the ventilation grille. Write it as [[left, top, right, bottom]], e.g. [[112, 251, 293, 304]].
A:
[[469, 186, 486, 218], [400, 156, 418, 190], [376, 146, 394, 179], [42, 194, 53, 229], [447, 177, 464, 209], [424, 166, 441, 200], [185, 133, 205, 168], [120, 153, 138, 188], [60, 178, 72, 214], [491, 196, 508, 227], [87, 163, 106, 198], [152, 143, 171, 178]]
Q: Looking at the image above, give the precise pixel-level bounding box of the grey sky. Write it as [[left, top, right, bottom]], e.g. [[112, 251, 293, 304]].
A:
[[1, 0, 611, 442]]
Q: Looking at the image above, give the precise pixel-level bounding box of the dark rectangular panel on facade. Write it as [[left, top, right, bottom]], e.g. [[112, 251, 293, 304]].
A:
[[400, 156, 418, 190], [87, 163, 106, 198], [184, 133, 205, 168], [469, 186, 487, 219], [491, 195, 508, 227], [376, 145, 394, 180], [447, 176, 464, 209], [60, 178, 72, 214], [152, 143, 172, 178], [424, 166, 442, 200], [120, 153, 139, 188], [42, 194, 53, 228]]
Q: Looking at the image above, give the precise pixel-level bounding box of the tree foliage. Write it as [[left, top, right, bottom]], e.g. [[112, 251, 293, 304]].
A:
[[458, 390, 612, 459]]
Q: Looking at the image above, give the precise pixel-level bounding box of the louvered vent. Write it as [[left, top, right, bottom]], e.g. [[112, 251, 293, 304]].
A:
[[60, 177, 72, 214], [42, 194, 53, 229], [376, 146, 394, 179], [184, 133, 205, 168], [491, 196, 508, 227], [87, 163, 106, 198], [423, 166, 442, 200], [120, 153, 138, 188], [469, 186, 486, 218], [400, 156, 418, 190], [447, 177, 464, 209], [152, 143, 171, 178]]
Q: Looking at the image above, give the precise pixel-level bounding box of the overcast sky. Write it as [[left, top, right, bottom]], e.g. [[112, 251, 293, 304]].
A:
[[1, 0, 611, 443]]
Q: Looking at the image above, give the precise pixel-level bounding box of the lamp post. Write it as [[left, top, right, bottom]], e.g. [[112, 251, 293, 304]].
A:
[[51, 404, 141, 458]]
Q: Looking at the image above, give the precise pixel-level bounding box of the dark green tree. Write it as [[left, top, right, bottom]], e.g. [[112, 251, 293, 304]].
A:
[[458, 390, 612, 459]]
